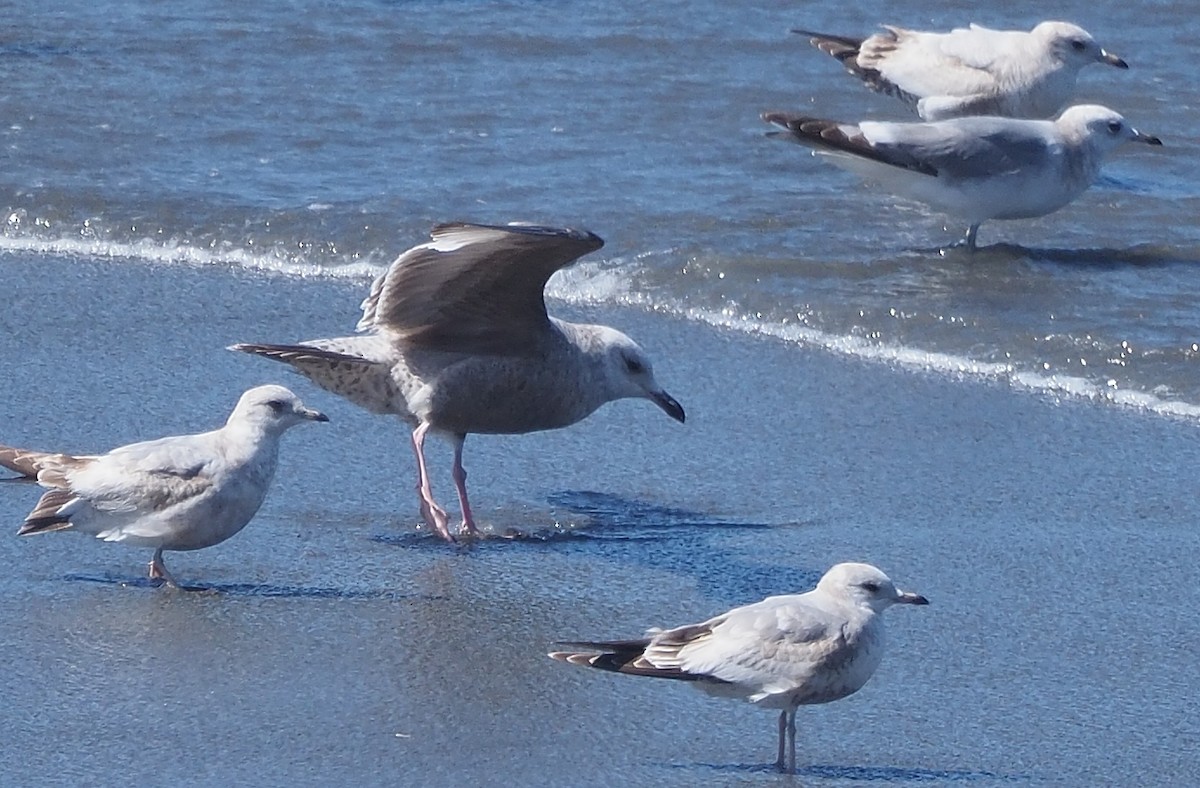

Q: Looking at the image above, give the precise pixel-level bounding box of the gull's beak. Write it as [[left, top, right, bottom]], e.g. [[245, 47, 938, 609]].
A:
[[301, 407, 330, 422], [651, 390, 686, 423], [1100, 50, 1129, 69], [896, 590, 929, 605], [1132, 128, 1163, 146]]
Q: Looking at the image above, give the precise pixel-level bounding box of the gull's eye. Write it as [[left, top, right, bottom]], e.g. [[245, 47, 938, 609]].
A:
[[861, 581, 881, 594], [1070, 39, 1087, 52], [1107, 120, 1123, 134], [266, 399, 286, 414], [624, 357, 645, 374]]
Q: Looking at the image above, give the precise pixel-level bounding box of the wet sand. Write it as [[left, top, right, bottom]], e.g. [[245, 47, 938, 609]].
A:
[[2, 255, 1199, 785]]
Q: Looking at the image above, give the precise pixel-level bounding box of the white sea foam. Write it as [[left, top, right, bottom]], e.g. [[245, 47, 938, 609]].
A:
[[548, 257, 1200, 424], [0, 233, 387, 280], [6, 231, 1199, 424]]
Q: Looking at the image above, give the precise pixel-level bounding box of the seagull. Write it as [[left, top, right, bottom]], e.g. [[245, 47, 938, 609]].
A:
[[0, 385, 328, 587], [230, 222, 685, 543], [762, 104, 1162, 249], [549, 562, 928, 774], [793, 21, 1129, 120]]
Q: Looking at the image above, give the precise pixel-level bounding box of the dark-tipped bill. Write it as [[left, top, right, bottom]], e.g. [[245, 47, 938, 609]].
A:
[[653, 391, 686, 423], [1133, 128, 1163, 146], [302, 407, 330, 422], [1101, 51, 1129, 69], [898, 590, 929, 605]]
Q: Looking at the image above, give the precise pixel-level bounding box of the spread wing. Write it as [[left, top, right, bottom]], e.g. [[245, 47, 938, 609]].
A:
[[357, 222, 604, 357]]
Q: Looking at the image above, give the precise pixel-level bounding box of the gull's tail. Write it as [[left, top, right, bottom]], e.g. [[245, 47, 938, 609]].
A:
[[18, 489, 77, 535], [0, 444, 51, 479], [548, 639, 709, 682], [0, 445, 94, 485]]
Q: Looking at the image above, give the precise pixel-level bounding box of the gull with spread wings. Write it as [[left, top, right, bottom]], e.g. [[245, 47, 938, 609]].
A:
[[231, 222, 685, 542]]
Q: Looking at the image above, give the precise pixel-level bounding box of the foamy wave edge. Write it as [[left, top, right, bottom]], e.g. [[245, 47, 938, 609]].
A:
[[9, 236, 1200, 424], [550, 260, 1200, 425], [0, 234, 388, 280]]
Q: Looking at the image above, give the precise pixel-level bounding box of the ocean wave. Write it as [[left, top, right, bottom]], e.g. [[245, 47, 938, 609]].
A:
[[7, 230, 1200, 424], [0, 231, 388, 279], [549, 258, 1200, 424]]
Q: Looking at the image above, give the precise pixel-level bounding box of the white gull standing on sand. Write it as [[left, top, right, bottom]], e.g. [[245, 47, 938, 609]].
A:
[[793, 21, 1128, 120], [549, 562, 928, 774], [762, 104, 1162, 249], [0, 385, 328, 587], [230, 222, 685, 543]]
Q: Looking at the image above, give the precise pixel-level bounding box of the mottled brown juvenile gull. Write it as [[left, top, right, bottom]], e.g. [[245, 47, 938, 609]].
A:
[[230, 222, 685, 543], [549, 562, 928, 774], [762, 104, 1162, 249], [0, 385, 327, 587], [793, 21, 1128, 120]]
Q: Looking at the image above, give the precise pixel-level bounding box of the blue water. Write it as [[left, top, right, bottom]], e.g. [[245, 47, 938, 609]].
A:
[[2, 1, 1200, 785]]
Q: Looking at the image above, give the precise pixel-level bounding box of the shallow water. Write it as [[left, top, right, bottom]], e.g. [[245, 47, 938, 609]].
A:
[[2, 1, 1200, 785]]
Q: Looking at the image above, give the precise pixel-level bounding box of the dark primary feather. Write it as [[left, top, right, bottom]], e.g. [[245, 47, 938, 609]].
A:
[[228, 342, 377, 366], [359, 222, 605, 357], [793, 27, 919, 106], [792, 28, 863, 63], [762, 112, 939, 176]]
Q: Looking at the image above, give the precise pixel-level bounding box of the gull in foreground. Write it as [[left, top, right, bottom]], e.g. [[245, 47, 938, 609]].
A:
[[549, 562, 928, 774], [230, 222, 685, 543], [0, 385, 327, 587], [793, 21, 1128, 120], [762, 104, 1162, 249]]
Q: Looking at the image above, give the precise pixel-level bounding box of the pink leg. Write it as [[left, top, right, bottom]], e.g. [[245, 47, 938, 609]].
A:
[[148, 547, 180, 588], [411, 423, 453, 542], [451, 435, 480, 537]]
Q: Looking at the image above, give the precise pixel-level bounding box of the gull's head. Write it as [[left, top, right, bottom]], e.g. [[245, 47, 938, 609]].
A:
[[1058, 104, 1163, 151], [596, 328, 685, 424], [818, 562, 929, 613], [230, 384, 330, 434], [1035, 21, 1128, 70]]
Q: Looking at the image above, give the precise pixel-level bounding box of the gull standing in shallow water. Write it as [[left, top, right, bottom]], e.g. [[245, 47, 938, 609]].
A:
[[762, 104, 1162, 249], [0, 385, 328, 587], [793, 21, 1128, 120], [230, 222, 685, 543], [549, 563, 928, 774]]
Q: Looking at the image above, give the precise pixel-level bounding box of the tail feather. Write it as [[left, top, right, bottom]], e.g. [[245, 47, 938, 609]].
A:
[[0, 445, 53, 479], [228, 342, 376, 366], [0, 445, 93, 485], [548, 639, 711, 682], [18, 489, 77, 535]]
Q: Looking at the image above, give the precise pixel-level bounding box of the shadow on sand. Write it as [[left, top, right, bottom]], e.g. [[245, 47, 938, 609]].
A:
[[63, 572, 430, 600], [691, 761, 1022, 782], [379, 489, 822, 604], [930, 242, 1198, 268]]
